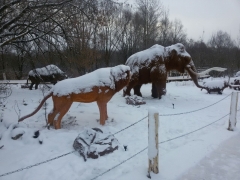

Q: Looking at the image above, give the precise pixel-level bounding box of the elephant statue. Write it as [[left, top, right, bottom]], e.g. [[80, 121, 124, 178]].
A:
[[27, 64, 67, 90], [123, 43, 207, 99]]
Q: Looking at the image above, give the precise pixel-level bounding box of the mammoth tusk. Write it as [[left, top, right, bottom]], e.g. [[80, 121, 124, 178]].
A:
[[185, 66, 208, 91]]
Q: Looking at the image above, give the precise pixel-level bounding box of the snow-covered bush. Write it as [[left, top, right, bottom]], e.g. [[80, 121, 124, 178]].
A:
[[125, 95, 146, 105], [234, 71, 240, 77], [73, 128, 118, 161]]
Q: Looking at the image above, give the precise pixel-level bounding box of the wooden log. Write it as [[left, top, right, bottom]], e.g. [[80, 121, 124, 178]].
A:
[[148, 107, 159, 175], [228, 92, 238, 131]]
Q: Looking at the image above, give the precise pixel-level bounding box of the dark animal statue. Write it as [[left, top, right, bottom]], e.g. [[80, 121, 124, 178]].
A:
[[201, 80, 229, 94], [27, 64, 67, 90], [124, 43, 207, 99], [19, 65, 131, 129], [230, 79, 240, 91]]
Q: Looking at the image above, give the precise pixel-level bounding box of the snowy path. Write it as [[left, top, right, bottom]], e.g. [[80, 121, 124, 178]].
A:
[[180, 133, 240, 180]]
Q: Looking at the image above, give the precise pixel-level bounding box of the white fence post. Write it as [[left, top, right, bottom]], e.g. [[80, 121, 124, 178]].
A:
[[148, 107, 159, 175], [228, 92, 238, 131]]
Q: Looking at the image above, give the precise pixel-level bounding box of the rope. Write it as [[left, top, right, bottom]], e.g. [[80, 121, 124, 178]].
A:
[[159, 113, 229, 144], [0, 151, 76, 178], [159, 93, 231, 116], [113, 115, 148, 135], [0, 114, 148, 178], [113, 93, 232, 135], [0, 93, 236, 178], [89, 112, 230, 180], [90, 147, 147, 180]]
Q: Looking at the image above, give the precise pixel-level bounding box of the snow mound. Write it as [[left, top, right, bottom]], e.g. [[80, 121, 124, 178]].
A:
[[235, 71, 240, 77], [203, 80, 227, 89], [73, 127, 119, 161], [125, 95, 146, 105]]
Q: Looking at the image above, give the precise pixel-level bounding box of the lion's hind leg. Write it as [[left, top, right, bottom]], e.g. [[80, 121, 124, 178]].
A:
[[49, 96, 72, 129], [97, 101, 108, 125], [53, 101, 72, 129], [48, 109, 57, 126]]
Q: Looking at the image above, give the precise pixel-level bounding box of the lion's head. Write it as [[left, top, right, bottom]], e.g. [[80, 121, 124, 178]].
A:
[[111, 65, 131, 92]]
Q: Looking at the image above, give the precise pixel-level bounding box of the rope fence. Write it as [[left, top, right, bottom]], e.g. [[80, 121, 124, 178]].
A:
[[159, 93, 231, 116], [113, 93, 232, 135], [90, 111, 232, 180], [0, 92, 239, 179], [0, 151, 75, 178]]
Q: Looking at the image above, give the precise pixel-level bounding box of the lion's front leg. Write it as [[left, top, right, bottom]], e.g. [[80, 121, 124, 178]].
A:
[[97, 101, 108, 125], [104, 103, 108, 120]]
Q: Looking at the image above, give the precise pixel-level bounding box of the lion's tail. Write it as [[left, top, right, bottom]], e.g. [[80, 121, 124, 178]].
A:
[[18, 92, 53, 122]]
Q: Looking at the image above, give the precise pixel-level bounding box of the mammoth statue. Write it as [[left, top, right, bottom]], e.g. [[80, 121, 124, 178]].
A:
[[27, 64, 67, 90], [124, 43, 207, 98]]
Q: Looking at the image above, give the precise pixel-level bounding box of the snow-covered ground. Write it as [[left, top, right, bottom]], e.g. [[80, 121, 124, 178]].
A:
[[0, 78, 239, 180]]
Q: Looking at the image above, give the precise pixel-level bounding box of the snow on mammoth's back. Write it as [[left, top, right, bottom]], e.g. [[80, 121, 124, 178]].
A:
[[126, 43, 191, 66]]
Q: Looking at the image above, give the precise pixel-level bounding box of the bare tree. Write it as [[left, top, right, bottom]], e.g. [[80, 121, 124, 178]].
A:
[[0, 0, 73, 48], [169, 19, 187, 44], [135, 0, 163, 49], [0, 0, 74, 79], [158, 10, 172, 46], [208, 31, 235, 49], [208, 31, 236, 75], [59, 0, 101, 74]]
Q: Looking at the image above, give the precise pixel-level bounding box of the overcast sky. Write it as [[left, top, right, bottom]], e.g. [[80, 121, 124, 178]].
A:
[[121, 0, 240, 42]]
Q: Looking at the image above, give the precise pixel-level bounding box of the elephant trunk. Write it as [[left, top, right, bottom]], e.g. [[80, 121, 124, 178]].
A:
[[185, 65, 208, 91]]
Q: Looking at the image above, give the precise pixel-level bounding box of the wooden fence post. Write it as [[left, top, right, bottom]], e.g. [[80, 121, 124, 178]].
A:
[[228, 92, 238, 131], [148, 107, 159, 176]]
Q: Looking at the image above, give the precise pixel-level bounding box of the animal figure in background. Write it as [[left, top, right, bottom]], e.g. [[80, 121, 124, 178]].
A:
[[235, 71, 240, 77], [27, 64, 67, 90], [19, 65, 131, 129], [124, 43, 207, 99], [201, 80, 229, 94], [230, 79, 240, 91]]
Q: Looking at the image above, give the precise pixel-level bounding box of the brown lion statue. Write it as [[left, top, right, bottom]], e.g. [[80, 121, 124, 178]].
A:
[[124, 43, 207, 99], [18, 65, 131, 129]]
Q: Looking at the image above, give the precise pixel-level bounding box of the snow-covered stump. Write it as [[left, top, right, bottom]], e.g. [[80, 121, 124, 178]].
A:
[[228, 92, 238, 131], [148, 107, 159, 176]]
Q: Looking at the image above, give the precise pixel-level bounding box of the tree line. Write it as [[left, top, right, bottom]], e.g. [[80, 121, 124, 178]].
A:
[[0, 0, 239, 80]]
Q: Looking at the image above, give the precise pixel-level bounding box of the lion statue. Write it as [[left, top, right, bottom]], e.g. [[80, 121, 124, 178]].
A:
[[18, 65, 131, 129]]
